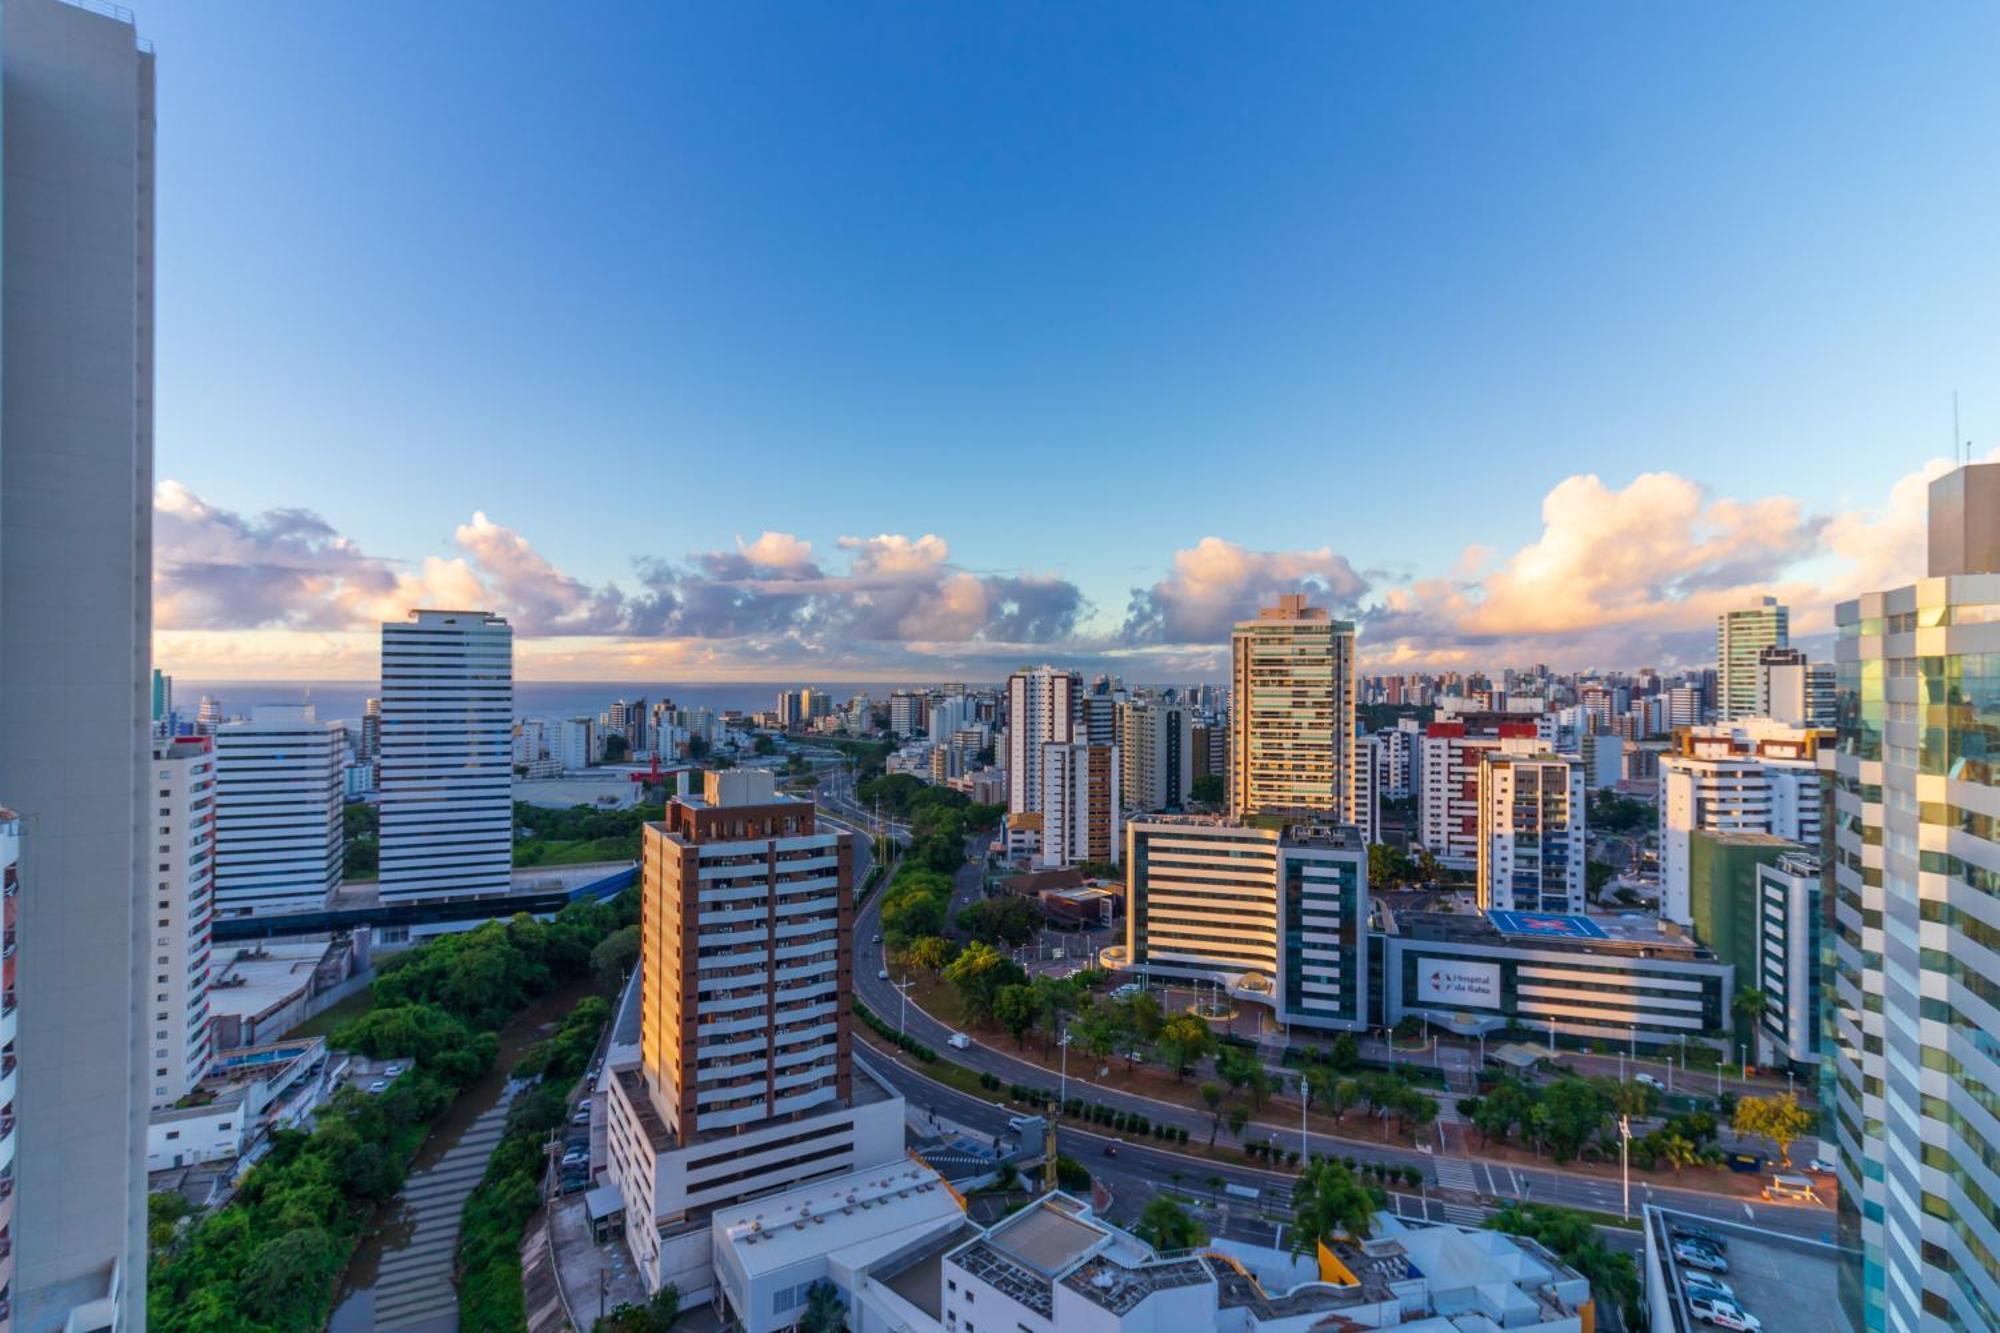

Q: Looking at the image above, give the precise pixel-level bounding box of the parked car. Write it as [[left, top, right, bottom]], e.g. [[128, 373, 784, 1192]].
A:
[[576, 1097, 592, 1111], [384, 1063, 405, 1076], [1681, 1271, 1735, 1300], [367, 1080, 388, 1093], [1670, 1223, 1729, 1252], [1804, 1157, 1837, 1175], [1688, 1295, 1760, 1330], [1675, 1242, 1729, 1273], [1634, 1073, 1663, 1089], [947, 1033, 971, 1050], [571, 1110, 591, 1125]]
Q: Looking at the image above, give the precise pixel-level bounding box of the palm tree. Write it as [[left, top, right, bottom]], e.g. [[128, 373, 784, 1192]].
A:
[[799, 1280, 846, 1333], [1732, 987, 1770, 1057]]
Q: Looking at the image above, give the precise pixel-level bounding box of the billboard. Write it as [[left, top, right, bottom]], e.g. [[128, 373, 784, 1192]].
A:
[[1417, 958, 1502, 1008]]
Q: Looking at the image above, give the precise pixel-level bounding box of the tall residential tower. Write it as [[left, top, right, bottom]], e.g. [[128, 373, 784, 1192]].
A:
[[1717, 596, 1789, 721], [1229, 595, 1358, 826], [0, 1, 156, 1324], [1832, 464, 2000, 1331]]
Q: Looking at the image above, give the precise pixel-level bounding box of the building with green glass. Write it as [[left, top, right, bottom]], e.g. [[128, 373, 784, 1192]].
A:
[[1831, 462, 2000, 1332]]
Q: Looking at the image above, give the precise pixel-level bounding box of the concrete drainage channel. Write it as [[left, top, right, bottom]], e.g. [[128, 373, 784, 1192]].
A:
[[365, 1103, 511, 1331]]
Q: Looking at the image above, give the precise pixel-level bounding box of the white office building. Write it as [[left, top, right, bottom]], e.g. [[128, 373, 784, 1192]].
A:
[[378, 610, 515, 900], [1116, 698, 1194, 813], [149, 738, 216, 1107], [556, 716, 597, 771], [0, 3, 156, 1321], [1476, 745, 1585, 915], [1006, 667, 1079, 815], [1751, 850, 1820, 1069], [1115, 817, 1367, 1031], [1657, 717, 1827, 925], [927, 694, 972, 745], [212, 705, 345, 918]]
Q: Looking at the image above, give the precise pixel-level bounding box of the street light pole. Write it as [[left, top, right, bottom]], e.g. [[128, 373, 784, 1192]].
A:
[[894, 976, 916, 1037], [1300, 1076, 1310, 1163], [1547, 1016, 1556, 1055], [1059, 1030, 1071, 1107], [1619, 1114, 1632, 1220]]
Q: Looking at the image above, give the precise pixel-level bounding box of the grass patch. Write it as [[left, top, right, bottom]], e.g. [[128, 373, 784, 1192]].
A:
[[513, 837, 636, 867], [284, 986, 376, 1040]]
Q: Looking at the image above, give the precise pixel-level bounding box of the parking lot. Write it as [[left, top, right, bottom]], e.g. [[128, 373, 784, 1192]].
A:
[[1664, 1215, 1840, 1332]]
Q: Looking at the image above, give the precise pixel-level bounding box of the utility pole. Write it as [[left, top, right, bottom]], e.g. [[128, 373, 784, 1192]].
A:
[[893, 976, 916, 1036], [1300, 1076, 1311, 1162], [1619, 1114, 1632, 1220]]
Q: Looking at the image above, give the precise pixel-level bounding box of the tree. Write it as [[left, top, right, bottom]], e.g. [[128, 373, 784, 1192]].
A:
[[1292, 1159, 1381, 1252], [799, 1279, 846, 1333], [239, 1226, 346, 1328], [1487, 1204, 1640, 1331], [1215, 1047, 1255, 1099], [1656, 1131, 1699, 1176], [994, 984, 1039, 1048], [1733, 986, 1771, 1042], [1369, 841, 1415, 889], [1733, 1093, 1813, 1166], [603, 733, 631, 762], [1191, 774, 1226, 806], [957, 896, 1041, 946], [1122, 992, 1165, 1044], [753, 734, 777, 756], [1200, 1081, 1226, 1145], [591, 924, 639, 988], [905, 935, 956, 973], [945, 941, 1029, 1023], [1226, 1103, 1251, 1141], [1538, 1078, 1609, 1163], [1070, 998, 1124, 1066], [1157, 1013, 1215, 1081], [596, 1284, 681, 1331], [1330, 1076, 1361, 1125], [1134, 1196, 1206, 1251], [1328, 1031, 1360, 1072], [1029, 974, 1080, 1052], [1585, 859, 1614, 899]]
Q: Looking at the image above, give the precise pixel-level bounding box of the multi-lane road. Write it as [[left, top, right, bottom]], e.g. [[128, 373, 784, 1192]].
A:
[[826, 824, 1838, 1247]]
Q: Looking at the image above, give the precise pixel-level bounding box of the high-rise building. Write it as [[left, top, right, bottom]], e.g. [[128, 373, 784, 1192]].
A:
[[1716, 596, 1789, 721], [1418, 721, 1536, 869], [151, 669, 173, 731], [1120, 817, 1367, 1031], [358, 696, 381, 762], [606, 769, 904, 1296], [0, 1, 155, 1321], [149, 738, 216, 1106], [378, 610, 514, 900], [1039, 742, 1121, 869], [927, 694, 972, 745], [1832, 463, 2000, 1332], [1657, 718, 1826, 925], [1475, 745, 1585, 915], [886, 690, 924, 740], [1006, 666, 1080, 814], [1229, 595, 1357, 826], [195, 695, 223, 736], [1684, 832, 1819, 1070], [1117, 699, 1194, 812], [212, 705, 346, 918]]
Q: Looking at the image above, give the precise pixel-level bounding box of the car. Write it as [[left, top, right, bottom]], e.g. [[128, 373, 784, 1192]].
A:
[[561, 1151, 587, 1168], [384, 1063, 405, 1076], [571, 1110, 591, 1125], [1633, 1073, 1663, 1089], [1102, 1144, 1118, 1157], [1687, 1295, 1760, 1330], [1681, 1271, 1735, 1300], [1804, 1157, 1837, 1175], [877, 969, 889, 980], [947, 1033, 971, 1050], [872, 933, 883, 945], [1674, 1242, 1729, 1273], [368, 1079, 388, 1093], [1670, 1223, 1729, 1252], [576, 1097, 592, 1111]]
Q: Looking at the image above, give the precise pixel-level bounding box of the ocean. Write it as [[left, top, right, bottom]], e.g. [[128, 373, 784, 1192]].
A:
[[169, 680, 981, 732]]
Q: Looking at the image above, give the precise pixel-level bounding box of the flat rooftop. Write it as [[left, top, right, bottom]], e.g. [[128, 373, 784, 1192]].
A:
[[714, 1160, 962, 1279], [1390, 909, 1712, 959], [205, 943, 332, 1022]]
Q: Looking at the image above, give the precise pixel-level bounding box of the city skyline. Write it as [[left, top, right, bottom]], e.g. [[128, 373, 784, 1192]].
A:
[[132, 0, 2000, 682]]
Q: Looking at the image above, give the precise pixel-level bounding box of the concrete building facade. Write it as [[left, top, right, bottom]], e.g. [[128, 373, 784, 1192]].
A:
[[1038, 742, 1120, 869], [378, 610, 514, 900], [1657, 718, 1827, 925], [149, 738, 216, 1107], [1475, 746, 1585, 915], [1229, 595, 1357, 826], [1006, 667, 1079, 816], [1717, 597, 1789, 721], [212, 705, 344, 918]]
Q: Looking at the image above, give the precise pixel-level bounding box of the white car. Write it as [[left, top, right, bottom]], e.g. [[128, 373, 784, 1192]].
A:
[[947, 1033, 971, 1050], [1682, 1271, 1735, 1301], [878, 969, 889, 980], [384, 1063, 405, 1076], [368, 1079, 388, 1093], [1633, 1073, 1663, 1089], [1805, 1157, 1837, 1174], [1688, 1295, 1760, 1330], [1674, 1242, 1728, 1273]]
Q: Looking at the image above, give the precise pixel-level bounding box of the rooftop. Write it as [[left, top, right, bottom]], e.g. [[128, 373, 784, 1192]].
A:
[[1390, 908, 1713, 959], [714, 1160, 962, 1279]]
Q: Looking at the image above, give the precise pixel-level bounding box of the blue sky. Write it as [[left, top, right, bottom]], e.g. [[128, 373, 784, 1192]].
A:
[[144, 2, 2000, 680]]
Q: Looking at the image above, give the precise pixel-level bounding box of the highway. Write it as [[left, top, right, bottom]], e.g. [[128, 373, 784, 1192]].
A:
[[841, 829, 1840, 1246]]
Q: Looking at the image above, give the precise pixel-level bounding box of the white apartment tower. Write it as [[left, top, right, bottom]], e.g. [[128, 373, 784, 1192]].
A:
[[1657, 718, 1826, 925], [1475, 745, 1585, 914], [212, 705, 345, 918], [0, 2, 156, 1323], [1717, 596, 1789, 721], [606, 770, 904, 1298], [1229, 595, 1357, 825], [1832, 463, 2000, 1332], [1117, 698, 1194, 812], [149, 738, 216, 1106], [1039, 742, 1121, 869], [1006, 667, 1080, 815], [378, 610, 515, 899]]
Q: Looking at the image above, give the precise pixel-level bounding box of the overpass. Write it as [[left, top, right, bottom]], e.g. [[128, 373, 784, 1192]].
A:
[[210, 864, 638, 943]]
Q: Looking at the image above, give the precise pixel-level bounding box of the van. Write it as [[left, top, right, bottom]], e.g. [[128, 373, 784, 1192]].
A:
[[947, 1033, 971, 1050], [1633, 1073, 1662, 1090], [1762, 1173, 1816, 1202]]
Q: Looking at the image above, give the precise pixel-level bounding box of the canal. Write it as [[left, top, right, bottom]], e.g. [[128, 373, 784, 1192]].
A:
[[329, 978, 597, 1332]]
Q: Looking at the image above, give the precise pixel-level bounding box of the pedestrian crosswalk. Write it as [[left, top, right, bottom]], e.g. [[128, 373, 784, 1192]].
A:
[[1433, 1158, 1478, 1193], [1439, 1201, 1488, 1225]]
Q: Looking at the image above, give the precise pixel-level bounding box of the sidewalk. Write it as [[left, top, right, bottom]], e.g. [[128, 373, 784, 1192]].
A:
[[549, 1191, 646, 1328]]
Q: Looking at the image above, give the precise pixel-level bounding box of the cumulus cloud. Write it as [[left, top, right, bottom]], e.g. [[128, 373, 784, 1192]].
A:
[[1122, 537, 1369, 644]]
